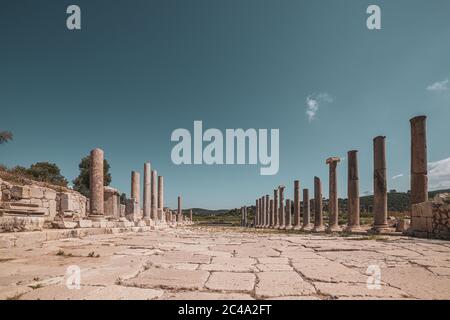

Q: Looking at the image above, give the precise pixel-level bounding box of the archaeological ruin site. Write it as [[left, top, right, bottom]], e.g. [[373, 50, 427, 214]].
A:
[[0, 115, 449, 300]]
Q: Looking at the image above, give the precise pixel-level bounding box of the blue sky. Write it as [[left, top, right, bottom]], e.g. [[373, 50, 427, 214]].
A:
[[1, 0, 449, 209]]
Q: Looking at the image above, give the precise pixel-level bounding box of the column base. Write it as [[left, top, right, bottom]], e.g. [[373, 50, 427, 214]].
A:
[[312, 225, 326, 232], [326, 224, 342, 233], [368, 225, 395, 234], [301, 223, 314, 231], [88, 215, 105, 222], [293, 225, 302, 231], [285, 225, 293, 230], [344, 225, 365, 233]]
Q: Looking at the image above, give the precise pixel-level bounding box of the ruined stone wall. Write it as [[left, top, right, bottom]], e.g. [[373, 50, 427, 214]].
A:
[[0, 178, 87, 232], [409, 193, 450, 240]]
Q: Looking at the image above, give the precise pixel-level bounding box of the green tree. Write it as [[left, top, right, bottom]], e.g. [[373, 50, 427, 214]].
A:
[[28, 162, 68, 186], [0, 131, 13, 144], [72, 155, 112, 197]]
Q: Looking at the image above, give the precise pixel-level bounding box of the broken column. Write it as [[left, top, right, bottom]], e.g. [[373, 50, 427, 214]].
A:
[[326, 157, 341, 233], [143, 162, 151, 219], [104, 187, 120, 218], [293, 180, 301, 230], [158, 176, 164, 221], [89, 148, 104, 216], [273, 189, 279, 228], [302, 189, 313, 230], [372, 136, 389, 232], [151, 170, 157, 220], [278, 186, 285, 229], [345, 150, 362, 232], [313, 176, 325, 232], [410, 116, 428, 206]]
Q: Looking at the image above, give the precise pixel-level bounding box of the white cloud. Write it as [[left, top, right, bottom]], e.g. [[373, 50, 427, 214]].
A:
[[427, 79, 449, 92], [306, 93, 333, 122], [391, 174, 404, 180], [428, 157, 450, 189]]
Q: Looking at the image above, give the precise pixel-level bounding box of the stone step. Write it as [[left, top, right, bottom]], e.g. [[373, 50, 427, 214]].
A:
[[0, 208, 46, 216], [2, 202, 41, 211]]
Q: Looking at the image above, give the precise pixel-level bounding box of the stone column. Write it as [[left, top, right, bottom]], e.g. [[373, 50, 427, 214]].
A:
[[177, 196, 182, 222], [278, 186, 285, 229], [410, 116, 428, 205], [346, 150, 362, 232], [255, 199, 259, 228], [326, 157, 341, 233], [158, 176, 164, 221], [269, 200, 273, 228], [265, 195, 270, 228], [241, 207, 245, 226], [285, 199, 292, 230], [131, 171, 140, 205], [189, 209, 193, 222], [273, 189, 279, 228], [302, 189, 313, 230], [143, 162, 151, 219], [294, 180, 301, 230], [243, 206, 247, 227], [261, 196, 266, 228], [89, 148, 104, 216], [313, 176, 325, 232], [372, 136, 389, 232], [151, 170, 157, 220]]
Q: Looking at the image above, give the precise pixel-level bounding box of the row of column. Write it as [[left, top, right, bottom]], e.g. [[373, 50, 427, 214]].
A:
[[248, 116, 427, 233], [131, 162, 165, 221], [89, 150, 188, 223]]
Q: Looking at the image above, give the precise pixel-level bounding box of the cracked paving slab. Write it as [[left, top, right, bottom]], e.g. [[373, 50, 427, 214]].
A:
[[1, 226, 450, 300]]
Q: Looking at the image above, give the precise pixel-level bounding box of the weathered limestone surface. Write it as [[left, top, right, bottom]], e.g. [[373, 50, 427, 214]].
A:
[[151, 170, 157, 220], [131, 171, 140, 205], [302, 189, 313, 231], [1, 226, 450, 300], [278, 186, 285, 229], [273, 189, 278, 228], [157, 176, 164, 221]]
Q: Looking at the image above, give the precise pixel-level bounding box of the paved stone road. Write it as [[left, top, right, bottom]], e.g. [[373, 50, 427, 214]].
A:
[[1, 226, 450, 300]]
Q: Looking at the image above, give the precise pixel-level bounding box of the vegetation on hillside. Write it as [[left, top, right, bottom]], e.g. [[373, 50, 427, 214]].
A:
[[0, 162, 68, 187]]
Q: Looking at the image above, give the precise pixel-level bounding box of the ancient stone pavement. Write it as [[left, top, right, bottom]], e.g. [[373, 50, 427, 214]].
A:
[[1, 226, 450, 300]]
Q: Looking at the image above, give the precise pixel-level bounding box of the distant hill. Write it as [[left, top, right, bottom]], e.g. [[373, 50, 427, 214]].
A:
[[186, 208, 230, 216]]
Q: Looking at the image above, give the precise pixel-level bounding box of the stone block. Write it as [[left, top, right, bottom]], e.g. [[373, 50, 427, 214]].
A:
[[52, 220, 78, 229], [44, 189, 57, 200], [396, 219, 411, 233], [29, 186, 44, 199], [11, 186, 30, 199], [0, 216, 45, 232], [77, 220, 93, 228]]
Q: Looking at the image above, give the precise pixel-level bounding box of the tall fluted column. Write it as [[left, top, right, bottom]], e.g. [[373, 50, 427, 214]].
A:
[[265, 195, 269, 228], [151, 170, 157, 220], [278, 186, 285, 229], [294, 180, 301, 230], [269, 200, 273, 228], [346, 150, 362, 232], [89, 148, 104, 216], [313, 177, 325, 232], [410, 116, 428, 205], [372, 136, 389, 232], [326, 157, 341, 233], [143, 162, 151, 218]]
